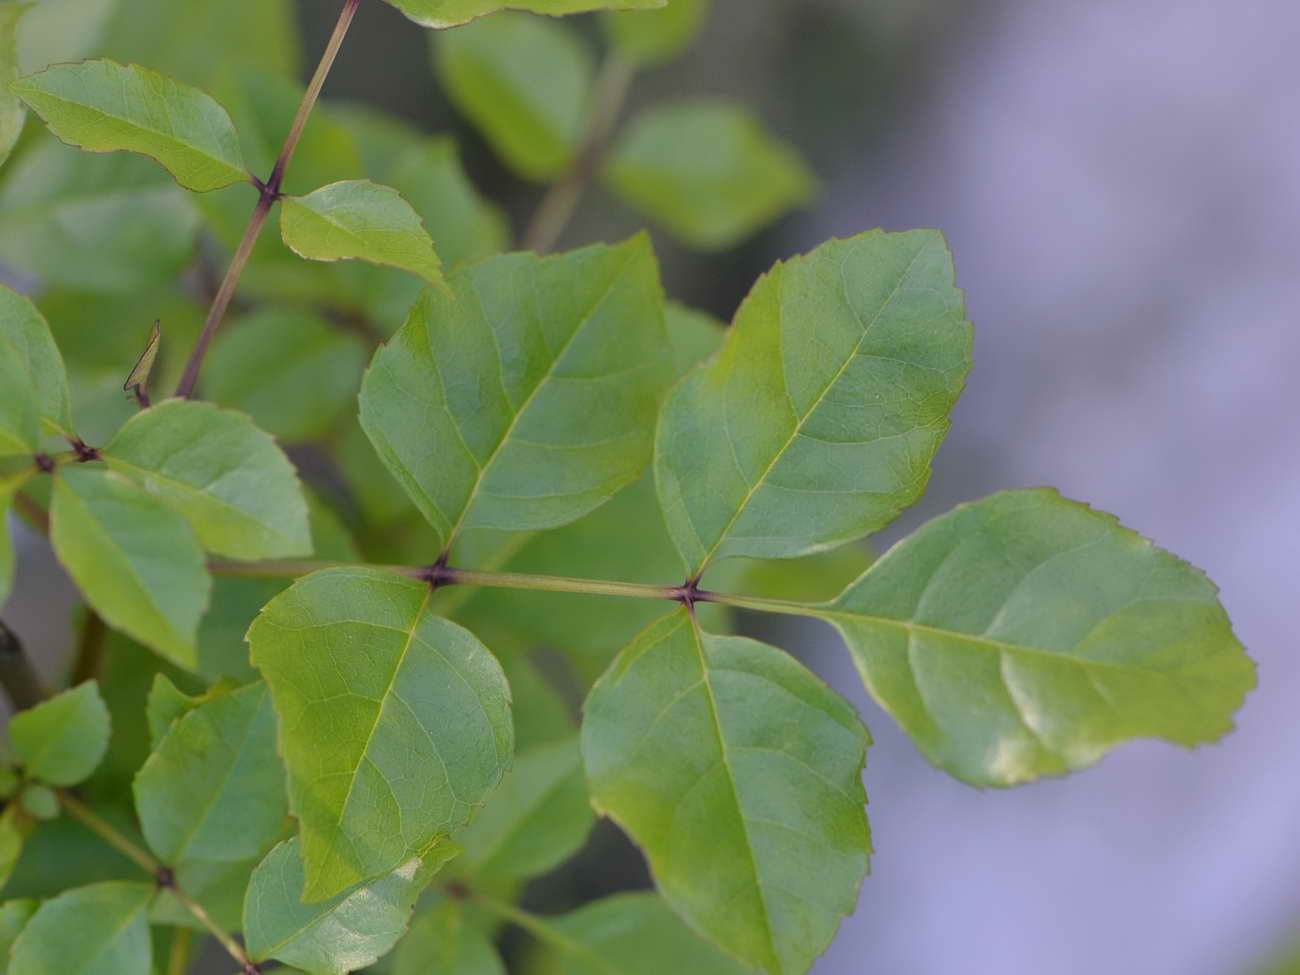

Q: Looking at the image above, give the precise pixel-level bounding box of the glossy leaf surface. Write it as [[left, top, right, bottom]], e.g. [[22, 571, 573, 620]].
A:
[[583, 609, 870, 974], [247, 567, 513, 901], [13, 60, 246, 192], [280, 179, 443, 285], [820, 488, 1256, 786], [655, 229, 972, 575], [360, 236, 671, 554], [0, 286, 73, 435], [243, 837, 448, 975], [50, 467, 210, 668], [133, 680, 286, 863], [8, 881, 153, 975], [8, 681, 110, 786], [606, 101, 814, 250], [103, 399, 311, 560], [434, 14, 591, 182], [602, 0, 709, 67], [396, 0, 661, 30]]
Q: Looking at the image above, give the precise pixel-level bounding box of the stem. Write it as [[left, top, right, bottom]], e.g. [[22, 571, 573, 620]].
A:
[[13, 491, 49, 536], [446, 567, 677, 601], [165, 883, 254, 970], [57, 791, 161, 874], [166, 927, 193, 975], [68, 609, 107, 685], [695, 591, 828, 620], [522, 53, 636, 253], [0, 620, 49, 710], [173, 0, 361, 399]]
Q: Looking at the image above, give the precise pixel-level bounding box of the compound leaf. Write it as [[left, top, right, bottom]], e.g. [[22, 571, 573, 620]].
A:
[[244, 836, 452, 975], [655, 229, 972, 576], [0, 285, 72, 435], [583, 609, 870, 974], [103, 399, 311, 561], [602, 0, 709, 68], [280, 180, 443, 285], [606, 100, 815, 251], [817, 488, 1256, 787], [50, 467, 210, 669], [8, 681, 110, 786], [12, 59, 246, 192], [133, 680, 286, 864], [398, 0, 661, 31], [8, 881, 153, 975], [247, 567, 513, 902], [360, 235, 672, 555], [434, 14, 591, 182], [523, 892, 749, 975]]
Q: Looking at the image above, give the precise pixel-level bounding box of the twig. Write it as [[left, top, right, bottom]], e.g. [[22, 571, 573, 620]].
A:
[[0, 620, 49, 711], [165, 927, 193, 975]]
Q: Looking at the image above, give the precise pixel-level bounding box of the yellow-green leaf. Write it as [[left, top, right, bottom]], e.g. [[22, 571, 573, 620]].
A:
[[396, 0, 662, 30]]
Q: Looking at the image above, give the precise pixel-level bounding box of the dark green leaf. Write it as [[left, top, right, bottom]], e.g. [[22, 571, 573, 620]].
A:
[[243, 837, 451, 975], [8, 681, 110, 786], [606, 100, 815, 250], [434, 14, 591, 182], [602, 0, 709, 67], [50, 466, 211, 668], [397, 0, 662, 30], [13, 60, 246, 192], [103, 399, 311, 560], [360, 236, 672, 555], [247, 567, 513, 901], [655, 229, 972, 575], [0, 286, 73, 436], [818, 488, 1256, 786], [583, 609, 870, 974], [8, 881, 153, 975], [133, 680, 286, 863]]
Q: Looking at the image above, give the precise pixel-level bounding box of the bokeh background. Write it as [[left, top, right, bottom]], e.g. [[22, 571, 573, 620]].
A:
[[7, 0, 1298, 972]]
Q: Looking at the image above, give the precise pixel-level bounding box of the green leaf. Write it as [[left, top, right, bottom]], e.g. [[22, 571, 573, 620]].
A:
[[602, 0, 709, 67], [522, 892, 749, 975], [8, 881, 153, 975], [0, 337, 37, 457], [0, 285, 73, 436], [103, 399, 311, 560], [12, 60, 246, 192], [205, 311, 367, 443], [151, 855, 263, 934], [394, 899, 504, 975], [50, 466, 211, 668], [818, 488, 1256, 787], [133, 680, 286, 864], [0, 808, 24, 891], [720, 541, 874, 605], [8, 681, 111, 787], [606, 100, 815, 251], [583, 609, 870, 975], [0, 3, 32, 168], [247, 567, 513, 902], [655, 229, 972, 575], [455, 736, 592, 882], [360, 236, 672, 554], [144, 674, 201, 750], [0, 471, 30, 609], [397, 0, 662, 30], [17, 785, 58, 821], [664, 301, 724, 377], [243, 837, 450, 975], [434, 13, 592, 182], [280, 180, 444, 285], [0, 899, 37, 963], [0, 141, 199, 293]]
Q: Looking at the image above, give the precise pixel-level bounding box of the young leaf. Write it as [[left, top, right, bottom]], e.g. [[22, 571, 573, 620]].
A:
[[359, 236, 672, 555], [816, 488, 1256, 787], [50, 466, 211, 668], [522, 892, 750, 975], [454, 736, 592, 882], [0, 898, 37, 961], [655, 229, 972, 576], [0, 287, 73, 436], [583, 609, 870, 975], [393, 898, 504, 975], [433, 13, 592, 182], [8, 881, 153, 975], [8, 681, 110, 786], [133, 680, 286, 864], [606, 100, 815, 251], [103, 399, 311, 560], [243, 837, 452, 975], [204, 311, 367, 443], [280, 180, 444, 285], [12, 60, 247, 192], [396, 0, 662, 31], [0, 3, 32, 168], [121, 320, 160, 403], [602, 0, 709, 67], [247, 567, 513, 902], [0, 336, 38, 456]]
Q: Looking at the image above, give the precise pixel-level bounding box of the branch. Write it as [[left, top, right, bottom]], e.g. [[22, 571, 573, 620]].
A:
[[174, 0, 362, 399], [0, 620, 49, 711], [522, 53, 636, 254]]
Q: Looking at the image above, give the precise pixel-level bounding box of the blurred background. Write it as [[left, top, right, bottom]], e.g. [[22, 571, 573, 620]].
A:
[[6, 0, 1298, 972]]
